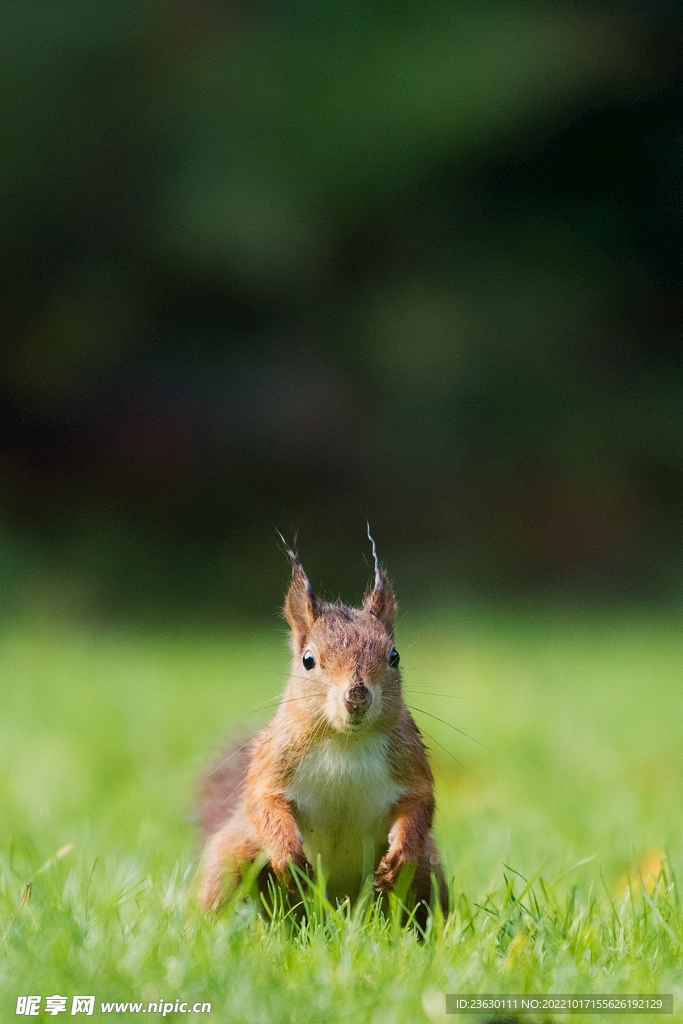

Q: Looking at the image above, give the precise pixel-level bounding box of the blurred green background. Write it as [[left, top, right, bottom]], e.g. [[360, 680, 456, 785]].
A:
[[3, 0, 683, 620]]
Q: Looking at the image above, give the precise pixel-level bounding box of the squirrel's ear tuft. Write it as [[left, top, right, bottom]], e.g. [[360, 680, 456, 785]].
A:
[[363, 526, 396, 633], [279, 535, 320, 650], [364, 567, 396, 633]]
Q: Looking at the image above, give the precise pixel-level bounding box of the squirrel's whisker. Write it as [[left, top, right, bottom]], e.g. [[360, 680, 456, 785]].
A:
[[247, 694, 316, 713], [404, 701, 500, 758], [404, 688, 471, 701], [205, 738, 254, 777], [416, 725, 481, 782], [217, 768, 251, 810]]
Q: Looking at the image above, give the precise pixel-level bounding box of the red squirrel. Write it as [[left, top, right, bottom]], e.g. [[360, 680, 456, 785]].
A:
[[197, 533, 447, 923]]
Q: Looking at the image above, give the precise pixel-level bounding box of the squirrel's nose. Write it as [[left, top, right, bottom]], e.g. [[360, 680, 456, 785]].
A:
[[344, 682, 371, 715]]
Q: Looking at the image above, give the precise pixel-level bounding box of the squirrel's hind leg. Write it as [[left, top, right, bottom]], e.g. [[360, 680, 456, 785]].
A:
[[198, 809, 262, 912]]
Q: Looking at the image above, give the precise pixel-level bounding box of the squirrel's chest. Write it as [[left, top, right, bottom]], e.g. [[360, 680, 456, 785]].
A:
[[284, 735, 404, 894]]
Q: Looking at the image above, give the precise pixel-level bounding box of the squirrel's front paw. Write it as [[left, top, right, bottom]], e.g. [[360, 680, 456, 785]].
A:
[[271, 849, 311, 892], [374, 849, 404, 893]]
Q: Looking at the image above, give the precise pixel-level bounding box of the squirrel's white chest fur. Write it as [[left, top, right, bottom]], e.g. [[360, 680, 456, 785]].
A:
[[285, 733, 404, 901]]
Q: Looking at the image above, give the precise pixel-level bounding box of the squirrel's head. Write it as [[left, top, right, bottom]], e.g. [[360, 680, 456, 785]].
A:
[[280, 530, 401, 734]]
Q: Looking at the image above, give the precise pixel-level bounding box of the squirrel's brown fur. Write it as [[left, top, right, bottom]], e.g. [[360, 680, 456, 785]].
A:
[[197, 537, 448, 925]]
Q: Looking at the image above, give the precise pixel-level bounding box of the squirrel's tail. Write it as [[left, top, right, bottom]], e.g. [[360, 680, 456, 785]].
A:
[[195, 735, 254, 838]]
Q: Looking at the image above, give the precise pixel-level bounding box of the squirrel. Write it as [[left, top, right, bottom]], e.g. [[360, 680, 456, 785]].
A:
[[197, 533, 448, 924]]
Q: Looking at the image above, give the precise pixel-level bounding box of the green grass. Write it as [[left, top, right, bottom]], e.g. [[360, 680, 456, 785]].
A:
[[2, 607, 683, 1021]]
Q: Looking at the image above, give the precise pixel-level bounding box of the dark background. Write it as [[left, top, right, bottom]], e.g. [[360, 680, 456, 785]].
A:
[[3, 0, 683, 620]]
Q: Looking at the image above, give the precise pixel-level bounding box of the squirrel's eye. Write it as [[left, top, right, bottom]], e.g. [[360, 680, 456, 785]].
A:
[[389, 648, 400, 668], [302, 651, 315, 671]]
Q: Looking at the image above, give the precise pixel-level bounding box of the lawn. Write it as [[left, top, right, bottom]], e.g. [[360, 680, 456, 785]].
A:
[[2, 606, 683, 1022]]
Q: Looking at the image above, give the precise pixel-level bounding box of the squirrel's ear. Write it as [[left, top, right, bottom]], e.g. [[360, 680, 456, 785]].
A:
[[280, 539, 320, 650], [363, 527, 396, 633]]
